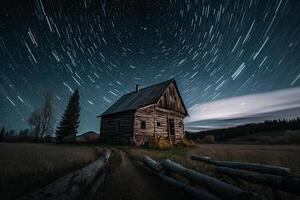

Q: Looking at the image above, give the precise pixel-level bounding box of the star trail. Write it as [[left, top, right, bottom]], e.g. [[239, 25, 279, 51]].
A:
[[0, 0, 299, 133]]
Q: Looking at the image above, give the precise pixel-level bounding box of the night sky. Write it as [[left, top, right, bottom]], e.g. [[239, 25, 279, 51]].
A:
[[0, 0, 299, 134]]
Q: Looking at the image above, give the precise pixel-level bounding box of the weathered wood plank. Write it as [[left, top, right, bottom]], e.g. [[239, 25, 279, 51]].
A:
[[156, 82, 187, 115]]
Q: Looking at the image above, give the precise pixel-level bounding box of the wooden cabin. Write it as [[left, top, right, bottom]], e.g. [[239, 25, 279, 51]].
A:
[[98, 79, 188, 145]]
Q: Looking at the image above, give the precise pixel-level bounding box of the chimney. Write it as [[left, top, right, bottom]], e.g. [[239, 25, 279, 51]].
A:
[[135, 84, 140, 92]]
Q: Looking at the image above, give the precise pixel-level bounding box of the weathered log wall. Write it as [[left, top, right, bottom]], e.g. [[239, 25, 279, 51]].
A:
[[134, 105, 156, 145], [155, 107, 185, 143], [134, 105, 185, 145], [100, 111, 134, 144]]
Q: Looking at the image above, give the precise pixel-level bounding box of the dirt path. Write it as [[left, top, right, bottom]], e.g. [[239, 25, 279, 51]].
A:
[[97, 148, 186, 200]]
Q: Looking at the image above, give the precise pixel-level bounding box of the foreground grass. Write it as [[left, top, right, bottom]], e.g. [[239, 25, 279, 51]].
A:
[[2, 143, 299, 200], [125, 144, 300, 172], [124, 144, 300, 199], [0, 143, 100, 200]]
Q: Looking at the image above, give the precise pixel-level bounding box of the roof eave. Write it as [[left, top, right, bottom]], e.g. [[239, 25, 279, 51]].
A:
[[97, 109, 137, 118]]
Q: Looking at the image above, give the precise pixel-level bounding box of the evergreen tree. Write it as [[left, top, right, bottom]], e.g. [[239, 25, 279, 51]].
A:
[[55, 89, 80, 140]]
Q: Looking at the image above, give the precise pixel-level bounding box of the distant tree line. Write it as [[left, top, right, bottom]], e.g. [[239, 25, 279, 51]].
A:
[[0, 127, 50, 142], [0, 89, 80, 143], [186, 118, 300, 142]]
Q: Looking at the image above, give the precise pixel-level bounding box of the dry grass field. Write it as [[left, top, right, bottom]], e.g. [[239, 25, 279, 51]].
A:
[[1, 143, 300, 200], [0, 143, 100, 200], [125, 144, 300, 171]]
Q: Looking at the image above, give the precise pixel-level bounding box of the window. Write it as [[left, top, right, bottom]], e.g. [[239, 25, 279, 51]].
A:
[[141, 121, 146, 129], [179, 122, 183, 128], [156, 122, 161, 126], [108, 121, 114, 126]]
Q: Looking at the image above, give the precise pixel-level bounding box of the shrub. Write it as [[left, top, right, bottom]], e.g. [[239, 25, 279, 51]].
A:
[[151, 137, 173, 150], [286, 130, 300, 144], [247, 135, 260, 141], [203, 135, 215, 144], [178, 138, 195, 147], [259, 136, 276, 144]]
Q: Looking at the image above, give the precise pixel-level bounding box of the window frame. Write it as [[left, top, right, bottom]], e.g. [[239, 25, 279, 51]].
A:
[[118, 121, 121, 130], [141, 120, 146, 129], [178, 121, 183, 128]]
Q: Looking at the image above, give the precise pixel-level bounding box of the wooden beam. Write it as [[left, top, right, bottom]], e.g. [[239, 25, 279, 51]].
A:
[[191, 155, 290, 176]]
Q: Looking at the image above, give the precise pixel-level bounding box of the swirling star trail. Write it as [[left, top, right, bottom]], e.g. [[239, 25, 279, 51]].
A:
[[0, 0, 299, 133]]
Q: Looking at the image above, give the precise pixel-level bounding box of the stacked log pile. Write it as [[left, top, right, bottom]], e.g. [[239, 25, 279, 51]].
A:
[[19, 149, 111, 200], [191, 155, 300, 199], [143, 155, 300, 200], [143, 156, 221, 200]]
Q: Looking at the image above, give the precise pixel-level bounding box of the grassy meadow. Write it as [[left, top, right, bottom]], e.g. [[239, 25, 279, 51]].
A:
[[1, 142, 300, 200], [0, 143, 101, 200], [124, 144, 300, 172]]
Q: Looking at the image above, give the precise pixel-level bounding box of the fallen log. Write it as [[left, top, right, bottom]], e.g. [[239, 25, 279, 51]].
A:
[[158, 172, 221, 200], [89, 171, 106, 196], [143, 156, 221, 200], [161, 159, 255, 200], [191, 154, 290, 176], [19, 148, 111, 200], [216, 166, 300, 195], [143, 155, 161, 173]]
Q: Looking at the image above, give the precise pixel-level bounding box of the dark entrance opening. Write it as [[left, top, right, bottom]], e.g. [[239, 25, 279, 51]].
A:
[[168, 119, 175, 136]]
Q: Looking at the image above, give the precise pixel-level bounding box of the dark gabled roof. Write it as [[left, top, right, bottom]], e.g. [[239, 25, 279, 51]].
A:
[[99, 79, 178, 117]]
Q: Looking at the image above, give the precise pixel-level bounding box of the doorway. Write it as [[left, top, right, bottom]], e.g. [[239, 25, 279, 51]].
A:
[[168, 118, 175, 136]]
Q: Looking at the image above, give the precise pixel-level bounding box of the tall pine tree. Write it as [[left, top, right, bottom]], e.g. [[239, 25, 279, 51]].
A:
[[56, 89, 80, 140]]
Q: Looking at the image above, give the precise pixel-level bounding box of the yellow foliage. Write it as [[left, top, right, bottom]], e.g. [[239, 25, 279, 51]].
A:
[[180, 138, 196, 147], [151, 137, 173, 150]]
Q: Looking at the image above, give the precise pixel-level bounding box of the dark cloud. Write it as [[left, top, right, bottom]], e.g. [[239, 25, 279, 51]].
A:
[[185, 87, 300, 131]]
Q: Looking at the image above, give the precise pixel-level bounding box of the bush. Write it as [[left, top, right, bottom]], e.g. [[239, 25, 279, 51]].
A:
[[247, 135, 260, 141], [286, 130, 300, 144], [178, 138, 195, 147], [203, 135, 215, 144], [151, 137, 173, 150], [259, 136, 276, 144]]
